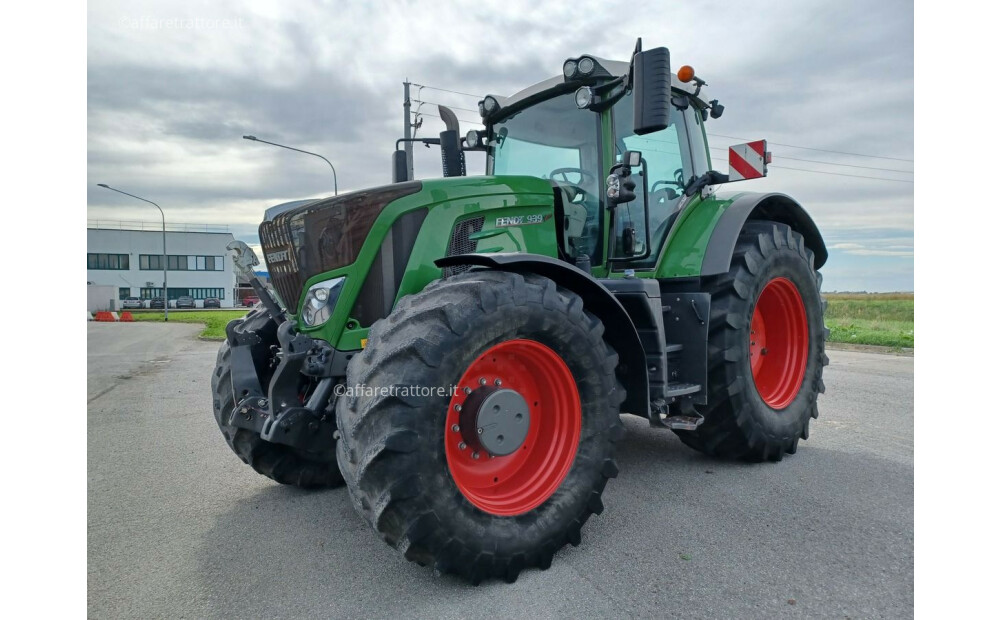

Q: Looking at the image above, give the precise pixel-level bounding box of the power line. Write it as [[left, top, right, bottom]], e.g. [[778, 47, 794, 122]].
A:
[[413, 99, 481, 114], [767, 165, 913, 183], [641, 136, 913, 174], [415, 82, 915, 164], [706, 144, 911, 174], [413, 110, 483, 126], [411, 83, 484, 99], [707, 132, 913, 163]]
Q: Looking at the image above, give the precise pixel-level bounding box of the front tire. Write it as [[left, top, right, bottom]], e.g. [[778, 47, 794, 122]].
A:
[[676, 220, 828, 461], [336, 271, 625, 583], [210, 309, 344, 488]]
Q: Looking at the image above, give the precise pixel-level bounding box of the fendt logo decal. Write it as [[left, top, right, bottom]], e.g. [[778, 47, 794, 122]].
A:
[[495, 213, 552, 228], [266, 249, 290, 263]]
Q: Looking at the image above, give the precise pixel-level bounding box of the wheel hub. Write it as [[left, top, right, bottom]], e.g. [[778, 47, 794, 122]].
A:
[[444, 339, 582, 516], [459, 387, 531, 456]]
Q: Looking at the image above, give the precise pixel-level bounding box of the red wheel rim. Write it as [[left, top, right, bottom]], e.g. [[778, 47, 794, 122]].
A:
[[445, 339, 581, 516], [749, 277, 809, 410]]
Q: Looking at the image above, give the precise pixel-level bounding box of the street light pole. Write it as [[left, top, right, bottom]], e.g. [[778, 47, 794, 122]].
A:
[[97, 184, 169, 322], [243, 135, 338, 195]]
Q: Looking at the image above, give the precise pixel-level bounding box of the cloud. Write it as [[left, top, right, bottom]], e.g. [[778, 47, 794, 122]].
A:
[[88, 0, 913, 291]]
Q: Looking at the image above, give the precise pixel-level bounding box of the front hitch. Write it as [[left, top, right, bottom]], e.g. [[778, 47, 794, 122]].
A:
[[226, 318, 338, 453]]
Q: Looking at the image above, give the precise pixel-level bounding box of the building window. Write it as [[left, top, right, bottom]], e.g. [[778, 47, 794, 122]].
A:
[[168, 288, 225, 300], [140, 254, 223, 271], [140, 288, 163, 299], [139, 255, 165, 270], [119, 287, 131, 300], [88, 253, 129, 270]]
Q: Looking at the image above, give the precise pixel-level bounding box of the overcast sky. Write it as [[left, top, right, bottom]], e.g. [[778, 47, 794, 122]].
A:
[[87, 0, 913, 291]]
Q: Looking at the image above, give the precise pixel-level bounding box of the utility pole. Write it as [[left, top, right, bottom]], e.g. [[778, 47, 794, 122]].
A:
[[403, 80, 414, 181]]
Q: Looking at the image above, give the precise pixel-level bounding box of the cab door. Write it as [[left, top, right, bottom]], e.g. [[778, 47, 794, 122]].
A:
[[609, 93, 708, 269]]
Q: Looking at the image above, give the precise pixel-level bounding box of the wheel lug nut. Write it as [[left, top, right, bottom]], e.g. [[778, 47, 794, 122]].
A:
[[494, 379, 502, 386], [472, 451, 480, 460], [458, 442, 467, 450], [479, 377, 486, 385], [451, 424, 460, 432], [464, 387, 472, 395], [477, 428, 483, 435], [454, 404, 461, 412]]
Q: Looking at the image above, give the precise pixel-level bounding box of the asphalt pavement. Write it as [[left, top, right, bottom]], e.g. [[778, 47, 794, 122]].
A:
[[88, 322, 913, 619]]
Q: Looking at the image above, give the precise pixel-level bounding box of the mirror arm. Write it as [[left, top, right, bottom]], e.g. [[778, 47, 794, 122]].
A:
[[683, 170, 730, 197]]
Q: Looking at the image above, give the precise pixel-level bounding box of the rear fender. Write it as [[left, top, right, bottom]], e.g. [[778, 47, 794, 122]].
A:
[[701, 192, 827, 276]]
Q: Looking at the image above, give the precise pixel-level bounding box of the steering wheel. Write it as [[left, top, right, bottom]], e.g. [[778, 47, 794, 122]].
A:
[[549, 168, 598, 204], [549, 167, 597, 187]]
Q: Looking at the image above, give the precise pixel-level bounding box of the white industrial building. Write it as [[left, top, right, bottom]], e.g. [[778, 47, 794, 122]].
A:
[[87, 221, 238, 308]]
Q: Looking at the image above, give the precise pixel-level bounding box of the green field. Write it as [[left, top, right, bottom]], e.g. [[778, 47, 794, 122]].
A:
[[131, 310, 247, 340], [824, 293, 914, 349], [129, 292, 914, 349]]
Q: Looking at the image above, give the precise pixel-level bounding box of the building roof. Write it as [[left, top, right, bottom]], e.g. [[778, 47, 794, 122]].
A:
[[88, 219, 233, 234]]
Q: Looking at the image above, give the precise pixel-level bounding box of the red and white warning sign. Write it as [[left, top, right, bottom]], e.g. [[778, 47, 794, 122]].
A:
[[728, 140, 770, 180]]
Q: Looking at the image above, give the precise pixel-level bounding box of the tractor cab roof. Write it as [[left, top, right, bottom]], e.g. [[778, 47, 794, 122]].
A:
[[494, 58, 708, 115]]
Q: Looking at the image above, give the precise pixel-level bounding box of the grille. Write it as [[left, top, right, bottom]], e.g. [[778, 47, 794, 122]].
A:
[[443, 217, 484, 277], [257, 181, 421, 313], [258, 218, 301, 312]]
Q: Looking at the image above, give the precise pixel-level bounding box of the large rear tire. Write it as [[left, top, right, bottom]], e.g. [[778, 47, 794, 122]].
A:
[[211, 309, 344, 488], [336, 271, 625, 583], [675, 220, 828, 461]]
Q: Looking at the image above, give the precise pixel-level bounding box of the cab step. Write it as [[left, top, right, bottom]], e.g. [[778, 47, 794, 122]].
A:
[[659, 412, 704, 431], [665, 382, 700, 398]]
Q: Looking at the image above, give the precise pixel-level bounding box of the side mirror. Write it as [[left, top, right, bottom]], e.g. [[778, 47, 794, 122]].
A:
[[632, 47, 671, 135]]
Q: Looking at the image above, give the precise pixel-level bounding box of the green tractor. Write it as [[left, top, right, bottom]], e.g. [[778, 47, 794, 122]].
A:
[[212, 39, 828, 584]]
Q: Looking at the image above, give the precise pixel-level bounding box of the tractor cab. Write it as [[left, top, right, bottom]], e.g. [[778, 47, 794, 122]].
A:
[[480, 49, 716, 271]]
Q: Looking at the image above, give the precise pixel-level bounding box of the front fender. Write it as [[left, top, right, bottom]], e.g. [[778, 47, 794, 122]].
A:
[[435, 252, 650, 417]]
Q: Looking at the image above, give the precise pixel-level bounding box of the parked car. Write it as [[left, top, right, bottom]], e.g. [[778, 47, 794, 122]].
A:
[[242, 296, 260, 307], [203, 297, 221, 308], [176, 296, 196, 309], [121, 297, 143, 310], [149, 297, 165, 309]]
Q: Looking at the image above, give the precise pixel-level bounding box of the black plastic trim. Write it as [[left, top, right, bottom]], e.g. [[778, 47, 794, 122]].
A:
[[702, 192, 828, 276]]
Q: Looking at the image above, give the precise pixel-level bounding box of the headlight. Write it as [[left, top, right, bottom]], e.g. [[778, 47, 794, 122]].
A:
[[466, 129, 480, 148], [606, 174, 620, 199], [563, 59, 577, 78], [300, 276, 346, 327], [577, 56, 595, 75], [575, 86, 594, 109], [482, 96, 499, 114]]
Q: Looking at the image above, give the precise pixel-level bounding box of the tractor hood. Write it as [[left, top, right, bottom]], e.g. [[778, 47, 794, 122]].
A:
[[259, 175, 556, 312]]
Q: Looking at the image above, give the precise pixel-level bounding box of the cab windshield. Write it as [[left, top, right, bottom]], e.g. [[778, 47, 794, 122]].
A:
[[489, 93, 602, 260]]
